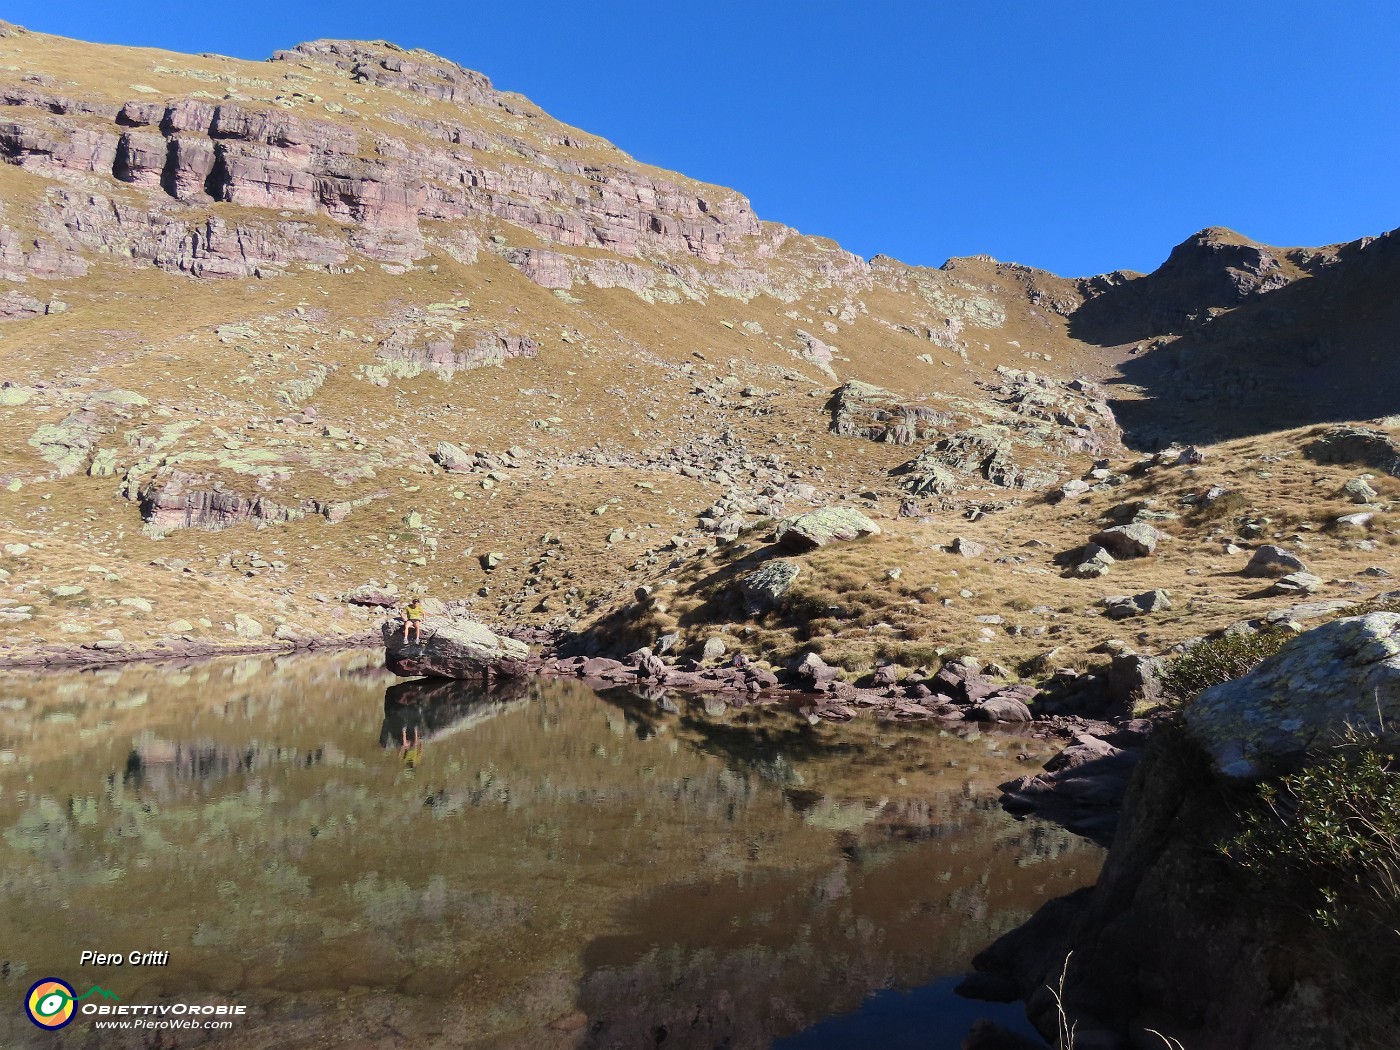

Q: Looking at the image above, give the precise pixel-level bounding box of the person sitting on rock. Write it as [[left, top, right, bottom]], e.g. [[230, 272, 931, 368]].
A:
[[401, 597, 426, 644]]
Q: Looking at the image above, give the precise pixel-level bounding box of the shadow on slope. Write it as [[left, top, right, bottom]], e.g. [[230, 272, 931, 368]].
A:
[[1076, 227, 1400, 448]]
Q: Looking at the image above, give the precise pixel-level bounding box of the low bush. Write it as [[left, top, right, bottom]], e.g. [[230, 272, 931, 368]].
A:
[[1225, 743, 1400, 1043], [1158, 629, 1291, 706]]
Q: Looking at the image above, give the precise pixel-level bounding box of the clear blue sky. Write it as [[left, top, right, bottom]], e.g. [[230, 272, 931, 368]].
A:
[[6, 1, 1397, 277]]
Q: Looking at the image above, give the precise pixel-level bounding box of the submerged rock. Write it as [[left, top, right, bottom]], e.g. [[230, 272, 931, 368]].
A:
[[382, 616, 530, 679]]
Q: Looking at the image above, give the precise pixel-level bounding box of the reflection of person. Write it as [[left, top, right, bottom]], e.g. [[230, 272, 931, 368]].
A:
[[401, 596, 426, 643], [399, 726, 423, 772]]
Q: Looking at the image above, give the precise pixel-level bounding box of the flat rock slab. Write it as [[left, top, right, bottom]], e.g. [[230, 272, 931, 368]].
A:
[[383, 616, 530, 679], [775, 507, 881, 551]]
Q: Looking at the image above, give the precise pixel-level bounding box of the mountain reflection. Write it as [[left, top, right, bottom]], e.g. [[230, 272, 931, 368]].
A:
[[0, 652, 1100, 1050]]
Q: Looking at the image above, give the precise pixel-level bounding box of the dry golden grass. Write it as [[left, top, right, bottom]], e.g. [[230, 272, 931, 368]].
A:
[[587, 423, 1399, 683], [0, 26, 1393, 669]]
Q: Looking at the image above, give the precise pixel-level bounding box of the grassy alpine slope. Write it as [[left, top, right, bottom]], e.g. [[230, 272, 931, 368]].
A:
[[0, 20, 1393, 683]]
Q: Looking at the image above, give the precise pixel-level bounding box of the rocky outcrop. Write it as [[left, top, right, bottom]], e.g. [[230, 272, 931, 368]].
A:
[[1185, 612, 1400, 779], [502, 247, 573, 289], [827, 380, 945, 445], [375, 329, 538, 377], [1070, 226, 1322, 344], [382, 616, 531, 679], [28, 406, 109, 476], [0, 36, 775, 285], [274, 39, 500, 108], [972, 613, 1400, 1049], [889, 370, 1120, 500], [1303, 424, 1400, 478], [136, 470, 362, 531]]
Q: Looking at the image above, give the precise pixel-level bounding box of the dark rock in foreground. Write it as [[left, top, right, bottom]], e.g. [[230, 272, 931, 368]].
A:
[[382, 616, 530, 679]]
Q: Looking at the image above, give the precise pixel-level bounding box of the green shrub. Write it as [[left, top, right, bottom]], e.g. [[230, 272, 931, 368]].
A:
[[1158, 629, 1291, 706], [1228, 745, 1400, 919], [1225, 744, 1400, 1041]]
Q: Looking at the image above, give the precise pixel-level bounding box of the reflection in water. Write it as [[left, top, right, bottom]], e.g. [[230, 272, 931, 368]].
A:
[[0, 652, 1100, 1049], [380, 676, 532, 748]]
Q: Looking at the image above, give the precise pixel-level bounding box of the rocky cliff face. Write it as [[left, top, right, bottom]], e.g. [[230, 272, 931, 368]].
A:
[[0, 28, 786, 285]]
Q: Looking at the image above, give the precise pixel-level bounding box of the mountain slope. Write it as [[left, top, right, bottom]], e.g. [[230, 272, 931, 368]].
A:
[[0, 21, 1393, 668]]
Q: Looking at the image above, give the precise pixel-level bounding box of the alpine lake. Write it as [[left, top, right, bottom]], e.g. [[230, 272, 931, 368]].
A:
[[0, 650, 1101, 1048]]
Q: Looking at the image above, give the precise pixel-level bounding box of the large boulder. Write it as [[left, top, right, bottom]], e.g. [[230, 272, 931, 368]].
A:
[[775, 507, 881, 551], [1089, 522, 1159, 559], [1243, 544, 1306, 578], [1185, 612, 1400, 779], [736, 558, 802, 615], [383, 616, 530, 679], [969, 697, 1033, 723]]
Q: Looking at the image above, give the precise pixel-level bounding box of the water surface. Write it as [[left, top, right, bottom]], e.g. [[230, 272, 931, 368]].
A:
[[0, 651, 1100, 1048]]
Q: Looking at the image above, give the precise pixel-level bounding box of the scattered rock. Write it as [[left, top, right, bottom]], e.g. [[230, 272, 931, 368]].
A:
[[1070, 544, 1115, 579], [949, 536, 986, 558], [231, 613, 264, 638], [432, 441, 474, 472], [792, 651, 840, 691], [1342, 477, 1378, 504], [343, 583, 399, 607], [1102, 590, 1171, 620], [1269, 572, 1323, 596]]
